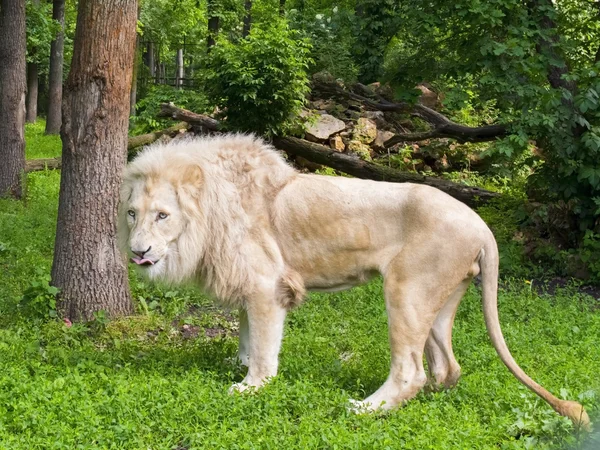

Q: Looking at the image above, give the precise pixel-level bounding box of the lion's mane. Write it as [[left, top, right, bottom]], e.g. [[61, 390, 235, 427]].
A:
[[119, 134, 299, 306]]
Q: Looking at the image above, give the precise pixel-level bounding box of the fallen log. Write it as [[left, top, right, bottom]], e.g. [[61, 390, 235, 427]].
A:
[[25, 157, 62, 172], [155, 103, 500, 206], [273, 137, 500, 207], [25, 121, 189, 173], [127, 121, 189, 151]]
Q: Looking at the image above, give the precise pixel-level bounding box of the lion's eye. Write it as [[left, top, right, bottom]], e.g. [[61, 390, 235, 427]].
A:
[[157, 212, 168, 220], [127, 210, 135, 218]]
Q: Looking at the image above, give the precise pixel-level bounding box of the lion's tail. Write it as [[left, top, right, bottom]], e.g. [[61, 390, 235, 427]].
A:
[[479, 236, 590, 430]]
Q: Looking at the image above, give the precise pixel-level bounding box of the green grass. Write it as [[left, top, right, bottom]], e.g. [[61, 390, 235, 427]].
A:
[[0, 120, 598, 449], [24, 121, 62, 159]]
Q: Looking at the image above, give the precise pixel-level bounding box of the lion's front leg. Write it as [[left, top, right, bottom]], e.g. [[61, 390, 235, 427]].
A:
[[230, 284, 287, 393]]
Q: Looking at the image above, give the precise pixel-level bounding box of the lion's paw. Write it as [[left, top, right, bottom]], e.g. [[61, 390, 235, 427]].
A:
[[348, 399, 373, 414], [228, 382, 254, 395]]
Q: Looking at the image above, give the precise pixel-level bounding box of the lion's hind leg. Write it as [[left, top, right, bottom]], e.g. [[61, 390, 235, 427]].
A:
[[424, 278, 471, 391], [351, 270, 448, 412]]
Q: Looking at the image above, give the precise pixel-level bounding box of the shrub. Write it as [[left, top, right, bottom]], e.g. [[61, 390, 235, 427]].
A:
[[204, 21, 312, 136]]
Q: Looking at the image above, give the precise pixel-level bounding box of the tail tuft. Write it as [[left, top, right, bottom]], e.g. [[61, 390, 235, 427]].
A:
[[555, 400, 591, 431]]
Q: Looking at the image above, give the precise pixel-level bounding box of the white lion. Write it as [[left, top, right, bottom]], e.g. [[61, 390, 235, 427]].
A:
[[119, 134, 589, 428]]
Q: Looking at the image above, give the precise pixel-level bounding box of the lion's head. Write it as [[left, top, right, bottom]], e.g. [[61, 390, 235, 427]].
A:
[[119, 146, 205, 283]]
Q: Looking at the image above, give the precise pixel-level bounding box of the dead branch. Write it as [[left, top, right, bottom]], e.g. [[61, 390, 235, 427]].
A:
[[127, 121, 189, 151], [313, 77, 508, 144]]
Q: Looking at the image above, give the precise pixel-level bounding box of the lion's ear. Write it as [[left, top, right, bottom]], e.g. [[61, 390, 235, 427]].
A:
[[178, 164, 204, 196]]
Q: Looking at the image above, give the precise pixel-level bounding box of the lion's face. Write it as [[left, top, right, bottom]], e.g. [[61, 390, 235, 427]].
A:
[[121, 177, 188, 279]]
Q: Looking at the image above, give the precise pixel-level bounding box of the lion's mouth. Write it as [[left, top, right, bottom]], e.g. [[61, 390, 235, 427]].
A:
[[131, 256, 155, 266]]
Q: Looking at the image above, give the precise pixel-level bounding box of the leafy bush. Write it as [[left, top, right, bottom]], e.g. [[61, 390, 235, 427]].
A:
[[204, 21, 312, 136], [19, 272, 59, 320]]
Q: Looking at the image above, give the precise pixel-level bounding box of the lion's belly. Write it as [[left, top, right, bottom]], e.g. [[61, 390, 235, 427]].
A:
[[304, 268, 380, 292]]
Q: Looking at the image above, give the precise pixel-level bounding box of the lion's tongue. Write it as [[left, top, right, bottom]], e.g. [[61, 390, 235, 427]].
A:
[[131, 256, 154, 266]]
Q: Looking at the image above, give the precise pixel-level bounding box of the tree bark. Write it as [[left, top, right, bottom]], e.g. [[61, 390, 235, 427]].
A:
[[207, 0, 219, 51], [146, 41, 156, 79], [131, 36, 140, 115], [176, 48, 184, 88], [243, 0, 252, 38], [26, 62, 39, 123], [157, 103, 499, 206], [45, 0, 66, 134], [51, 0, 137, 321], [0, 0, 27, 199]]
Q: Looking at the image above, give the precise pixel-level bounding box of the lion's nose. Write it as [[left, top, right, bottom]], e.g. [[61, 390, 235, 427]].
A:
[[132, 246, 152, 257]]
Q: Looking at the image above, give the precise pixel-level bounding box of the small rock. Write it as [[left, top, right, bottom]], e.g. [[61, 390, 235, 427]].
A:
[[347, 140, 372, 161], [329, 135, 345, 152], [372, 130, 395, 151], [353, 118, 377, 144], [434, 154, 451, 171], [416, 83, 440, 109], [310, 99, 337, 112], [364, 110, 387, 128], [305, 114, 346, 142]]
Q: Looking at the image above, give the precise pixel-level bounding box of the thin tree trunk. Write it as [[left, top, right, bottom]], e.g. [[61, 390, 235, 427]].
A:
[[0, 0, 27, 198], [279, 0, 285, 16], [146, 41, 155, 79], [46, 0, 66, 134], [26, 62, 39, 123], [243, 0, 252, 38], [51, 0, 137, 320], [207, 0, 219, 51], [176, 48, 183, 88], [130, 37, 139, 115]]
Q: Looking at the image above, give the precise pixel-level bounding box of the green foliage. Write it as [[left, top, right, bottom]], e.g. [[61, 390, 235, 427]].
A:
[[288, 6, 359, 82], [18, 271, 59, 320], [386, 0, 600, 243], [204, 21, 312, 136], [25, 0, 61, 68], [24, 120, 62, 159], [131, 85, 211, 135], [352, 0, 400, 83]]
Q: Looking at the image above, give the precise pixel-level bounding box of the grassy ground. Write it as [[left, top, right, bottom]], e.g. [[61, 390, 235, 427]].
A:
[[0, 120, 599, 449]]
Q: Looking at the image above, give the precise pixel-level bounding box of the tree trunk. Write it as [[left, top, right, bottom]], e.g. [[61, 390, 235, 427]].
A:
[[146, 41, 155, 79], [160, 63, 166, 84], [26, 62, 39, 123], [176, 48, 184, 88], [279, 0, 285, 16], [0, 0, 26, 199], [207, 0, 219, 51], [130, 36, 139, 115], [45, 0, 66, 134], [51, 0, 137, 321], [243, 0, 252, 38]]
